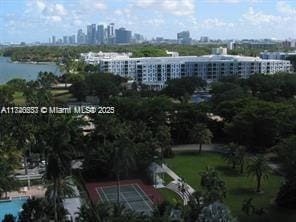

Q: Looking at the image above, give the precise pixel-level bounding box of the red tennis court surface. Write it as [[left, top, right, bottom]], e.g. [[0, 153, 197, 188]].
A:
[[85, 179, 164, 206]]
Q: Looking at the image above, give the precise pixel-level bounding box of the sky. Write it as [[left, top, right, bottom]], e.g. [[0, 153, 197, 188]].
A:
[[0, 0, 296, 43]]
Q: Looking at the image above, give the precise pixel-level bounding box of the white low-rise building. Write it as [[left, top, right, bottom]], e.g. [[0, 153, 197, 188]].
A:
[[99, 54, 291, 89], [80, 51, 132, 64], [260, 50, 296, 60]]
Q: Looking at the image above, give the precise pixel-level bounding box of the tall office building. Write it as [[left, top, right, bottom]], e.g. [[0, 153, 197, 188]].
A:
[[87, 25, 92, 44], [52, 36, 56, 44], [227, 41, 235, 50], [63, 36, 68, 44], [96, 25, 105, 44], [177, 31, 192, 45], [77, 29, 86, 44], [107, 23, 115, 44], [115, 27, 132, 44], [69, 35, 75, 44], [134, 33, 144, 43], [200, 36, 209, 42], [87, 24, 96, 44]]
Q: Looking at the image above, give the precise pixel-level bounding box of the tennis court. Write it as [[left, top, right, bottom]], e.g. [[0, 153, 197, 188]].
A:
[[96, 184, 154, 214]]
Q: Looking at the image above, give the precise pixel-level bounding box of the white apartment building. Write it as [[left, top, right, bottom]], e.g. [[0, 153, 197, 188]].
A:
[[80, 51, 132, 64], [260, 51, 296, 60], [99, 55, 291, 89], [212, 47, 227, 55]]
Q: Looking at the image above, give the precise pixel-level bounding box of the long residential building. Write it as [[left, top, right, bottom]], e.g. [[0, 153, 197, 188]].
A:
[[99, 54, 291, 89]]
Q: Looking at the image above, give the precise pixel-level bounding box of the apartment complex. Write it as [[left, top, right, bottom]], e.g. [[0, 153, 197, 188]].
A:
[[98, 54, 291, 89], [260, 50, 296, 60]]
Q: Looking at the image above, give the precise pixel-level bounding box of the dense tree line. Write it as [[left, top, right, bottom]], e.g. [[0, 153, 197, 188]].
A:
[[210, 73, 296, 151], [69, 73, 126, 102], [1, 44, 214, 62]]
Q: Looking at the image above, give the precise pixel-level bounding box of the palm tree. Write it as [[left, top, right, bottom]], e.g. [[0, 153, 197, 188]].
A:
[[112, 134, 135, 205], [8, 115, 35, 188], [155, 124, 172, 165], [151, 201, 174, 222], [198, 202, 236, 222], [223, 143, 239, 169], [185, 190, 204, 221], [242, 198, 255, 215], [224, 143, 246, 173], [77, 203, 108, 222], [247, 155, 270, 193], [2, 214, 15, 222], [77, 202, 146, 222], [190, 123, 213, 154], [0, 137, 21, 198], [43, 115, 84, 221], [237, 145, 246, 174], [200, 167, 226, 203]]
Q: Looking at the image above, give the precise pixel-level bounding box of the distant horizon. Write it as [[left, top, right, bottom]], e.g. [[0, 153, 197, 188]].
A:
[[1, 0, 296, 43]]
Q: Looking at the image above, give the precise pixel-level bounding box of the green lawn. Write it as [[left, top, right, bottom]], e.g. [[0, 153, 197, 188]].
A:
[[162, 173, 174, 185], [158, 188, 183, 204], [12, 90, 74, 105], [50, 89, 69, 96], [165, 152, 296, 222], [13, 91, 26, 105]]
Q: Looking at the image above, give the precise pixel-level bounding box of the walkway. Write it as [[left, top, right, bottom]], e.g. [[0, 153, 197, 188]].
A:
[[162, 164, 195, 205], [172, 143, 224, 153]]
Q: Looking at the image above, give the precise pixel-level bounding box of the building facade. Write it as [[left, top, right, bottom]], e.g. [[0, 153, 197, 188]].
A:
[[260, 51, 296, 60], [96, 25, 105, 44], [177, 31, 192, 45], [99, 55, 291, 89], [115, 28, 132, 44]]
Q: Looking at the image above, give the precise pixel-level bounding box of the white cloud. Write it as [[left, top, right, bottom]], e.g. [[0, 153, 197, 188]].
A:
[[79, 0, 107, 11], [55, 4, 67, 16], [132, 0, 195, 16], [277, 1, 296, 15], [114, 9, 123, 15], [242, 7, 291, 25], [51, 15, 62, 22], [26, 0, 68, 23], [134, 0, 156, 8], [202, 18, 234, 28], [207, 0, 240, 3], [35, 0, 46, 11], [207, 0, 263, 3], [145, 18, 165, 26], [94, 2, 107, 10]]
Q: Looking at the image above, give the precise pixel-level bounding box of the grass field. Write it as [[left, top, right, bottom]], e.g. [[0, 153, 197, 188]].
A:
[[12, 90, 74, 105], [165, 152, 296, 222], [13, 91, 26, 105], [158, 188, 183, 204]]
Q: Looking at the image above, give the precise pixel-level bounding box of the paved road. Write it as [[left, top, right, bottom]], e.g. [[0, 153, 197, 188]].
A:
[[172, 143, 225, 153]]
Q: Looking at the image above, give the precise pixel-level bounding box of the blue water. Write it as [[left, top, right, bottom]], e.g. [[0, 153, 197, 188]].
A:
[[0, 197, 28, 220], [0, 56, 61, 84]]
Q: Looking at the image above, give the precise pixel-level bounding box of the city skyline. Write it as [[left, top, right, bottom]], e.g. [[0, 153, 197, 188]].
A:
[[1, 0, 296, 43]]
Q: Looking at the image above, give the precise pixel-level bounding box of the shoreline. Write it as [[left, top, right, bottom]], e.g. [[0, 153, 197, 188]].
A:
[[1, 56, 57, 65]]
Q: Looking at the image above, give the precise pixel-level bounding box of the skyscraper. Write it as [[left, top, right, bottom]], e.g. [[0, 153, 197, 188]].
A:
[[133, 33, 144, 43], [115, 27, 132, 44], [177, 31, 192, 45], [52, 36, 56, 44], [107, 23, 115, 44], [77, 29, 86, 44], [87, 24, 96, 44], [63, 36, 68, 44], [97, 25, 105, 44], [69, 35, 76, 44], [200, 36, 209, 42]]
